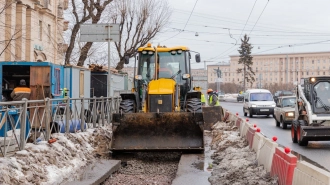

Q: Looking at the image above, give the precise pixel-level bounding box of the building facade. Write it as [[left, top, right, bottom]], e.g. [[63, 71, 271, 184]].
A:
[[0, 0, 68, 64], [207, 51, 330, 89]]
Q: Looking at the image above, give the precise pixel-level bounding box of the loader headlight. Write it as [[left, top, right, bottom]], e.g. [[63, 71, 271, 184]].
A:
[[148, 51, 154, 55], [285, 112, 294, 117], [182, 74, 190, 79], [177, 50, 183, 54], [135, 75, 142, 80], [171, 50, 177, 55], [142, 51, 147, 55], [251, 104, 257, 107], [310, 77, 316, 83]]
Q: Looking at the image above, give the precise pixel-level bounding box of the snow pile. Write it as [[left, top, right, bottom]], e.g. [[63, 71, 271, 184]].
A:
[[208, 122, 278, 185], [0, 125, 112, 185]]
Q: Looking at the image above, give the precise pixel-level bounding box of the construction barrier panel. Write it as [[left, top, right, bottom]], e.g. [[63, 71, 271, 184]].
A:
[[252, 132, 264, 158], [240, 121, 250, 138], [245, 126, 256, 149], [223, 110, 230, 122], [258, 138, 278, 172], [292, 161, 330, 185], [270, 147, 297, 185], [235, 117, 242, 129]]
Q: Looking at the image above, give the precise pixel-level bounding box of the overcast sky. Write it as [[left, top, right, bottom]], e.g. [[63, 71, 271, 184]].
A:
[[149, 0, 330, 69]]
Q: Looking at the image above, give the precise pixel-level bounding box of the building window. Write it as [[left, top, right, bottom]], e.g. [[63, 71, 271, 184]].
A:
[[48, 24, 51, 42], [312, 60, 314, 64], [39, 21, 42, 40], [324, 72, 326, 75], [54, 68, 60, 95]]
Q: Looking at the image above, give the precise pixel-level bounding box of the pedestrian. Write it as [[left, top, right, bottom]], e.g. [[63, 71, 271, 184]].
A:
[[207, 88, 220, 106], [10, 79, 31, 101], [201, 93, 206, 106]]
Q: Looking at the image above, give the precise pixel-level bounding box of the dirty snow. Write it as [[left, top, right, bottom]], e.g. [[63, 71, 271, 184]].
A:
[[208, 121, 278, 185], [0, 126, 112, 185]]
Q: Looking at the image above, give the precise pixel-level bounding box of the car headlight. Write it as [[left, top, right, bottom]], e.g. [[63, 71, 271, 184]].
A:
[[271, 104, 276, 107], [285, 112, 294, 117], [251, 104, 257, 107]]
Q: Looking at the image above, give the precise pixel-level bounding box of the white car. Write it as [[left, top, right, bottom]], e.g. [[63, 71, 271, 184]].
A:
[[243, 89, 276, 118], [218, 92, 225, 101]]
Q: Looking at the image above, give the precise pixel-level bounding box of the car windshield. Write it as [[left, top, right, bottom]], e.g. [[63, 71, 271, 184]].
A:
[[281, 91, 293, 96], [250, 93, 273, 101], [282, 97, 296, 107]]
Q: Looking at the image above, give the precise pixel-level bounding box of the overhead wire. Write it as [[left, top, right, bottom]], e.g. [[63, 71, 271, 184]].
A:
[[239, 0, 258, 39], [248, 0, 270, 35], [159, 0, 199, 42]]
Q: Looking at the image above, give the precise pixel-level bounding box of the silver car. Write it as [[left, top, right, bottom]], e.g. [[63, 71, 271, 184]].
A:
[[274, 96, 296, 129]]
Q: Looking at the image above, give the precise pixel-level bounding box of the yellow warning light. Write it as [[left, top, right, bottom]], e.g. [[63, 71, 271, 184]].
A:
[[147, 43, 152, 47]]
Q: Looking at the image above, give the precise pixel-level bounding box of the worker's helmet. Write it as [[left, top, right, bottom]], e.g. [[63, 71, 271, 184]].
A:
[[207, 89, 213, 94], [19, 79, 26, 86]]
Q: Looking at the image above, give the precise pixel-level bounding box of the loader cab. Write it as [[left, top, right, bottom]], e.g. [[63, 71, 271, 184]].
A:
[[135, 45, 198, 110], [306, 77, 330, 114]]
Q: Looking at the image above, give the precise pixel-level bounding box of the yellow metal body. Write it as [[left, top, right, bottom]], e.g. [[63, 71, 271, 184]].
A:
[[148, 79, 175, 94]]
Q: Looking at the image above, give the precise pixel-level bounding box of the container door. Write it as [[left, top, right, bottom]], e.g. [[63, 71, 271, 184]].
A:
[[29, 66, 51, 129]]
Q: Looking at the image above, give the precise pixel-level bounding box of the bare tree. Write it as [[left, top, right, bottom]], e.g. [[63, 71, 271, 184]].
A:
[[64, 0, 113, 65], [0, 1, 22, 57], [109, 0, 171, 70]]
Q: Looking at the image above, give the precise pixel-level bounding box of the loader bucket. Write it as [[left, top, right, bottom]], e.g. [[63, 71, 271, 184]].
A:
[[111, 112, 204, 152], [301, 126, 330, 141], [202, 106, 223, 130]]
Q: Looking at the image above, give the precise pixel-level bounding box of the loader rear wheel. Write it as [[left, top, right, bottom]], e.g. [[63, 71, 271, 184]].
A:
[[186, 98, 202, 113], [291, 124, 297, 143], [119, 99, 135, 113]]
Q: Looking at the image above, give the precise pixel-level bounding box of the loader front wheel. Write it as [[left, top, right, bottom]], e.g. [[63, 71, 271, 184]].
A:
[[119, 99, 135, 113], [186, 98, 202, 113], [291, 123, 297, 143], [297, 125, 308, 146]]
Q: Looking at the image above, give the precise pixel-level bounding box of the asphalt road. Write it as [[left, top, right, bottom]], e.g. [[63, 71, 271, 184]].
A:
[[220, 100, 330, 171]]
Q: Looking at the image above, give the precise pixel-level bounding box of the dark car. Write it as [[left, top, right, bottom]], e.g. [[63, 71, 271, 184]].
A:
[[237, 94, 244, 102], [273, 90, 294, 103]]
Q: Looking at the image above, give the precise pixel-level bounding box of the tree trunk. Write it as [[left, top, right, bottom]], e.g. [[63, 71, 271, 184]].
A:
[[65, 24, 80, 65], [77, 42, 93, 66]]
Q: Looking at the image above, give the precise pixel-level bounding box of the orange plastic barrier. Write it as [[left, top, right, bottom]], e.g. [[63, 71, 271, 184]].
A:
[[271, 147, 297, 185], [246, 126, 256, 149], [223, 111, 230, 122], [236, 117, 242, 128]]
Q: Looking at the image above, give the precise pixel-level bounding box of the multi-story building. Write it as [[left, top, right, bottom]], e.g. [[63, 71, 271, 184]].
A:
[[0, 0, 68, 64], [208, 51, 330, 88]]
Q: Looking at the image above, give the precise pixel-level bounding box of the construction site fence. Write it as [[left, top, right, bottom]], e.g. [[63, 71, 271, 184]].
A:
[[0, 96, 121, 157]]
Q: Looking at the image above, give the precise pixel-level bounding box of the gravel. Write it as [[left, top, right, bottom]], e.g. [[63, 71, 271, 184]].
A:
[[103, 152, 181, 185]]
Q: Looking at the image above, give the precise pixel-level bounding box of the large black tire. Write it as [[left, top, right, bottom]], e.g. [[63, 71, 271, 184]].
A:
[[291, 124, 297, 143], [275, 117, 280, 127], [186, 98, 202, 113], [119, 99, 135, 113], [249, 109, 253, 118], [243, 108, 247, 117], [280, 117, 287, 129]]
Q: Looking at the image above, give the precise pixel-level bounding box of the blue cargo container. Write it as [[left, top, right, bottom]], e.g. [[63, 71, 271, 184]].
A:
[[0, 61, 64, 101]]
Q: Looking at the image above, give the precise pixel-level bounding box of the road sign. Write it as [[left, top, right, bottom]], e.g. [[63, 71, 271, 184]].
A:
[[80, 24, 120, 42], [79, 23, 120, 98]]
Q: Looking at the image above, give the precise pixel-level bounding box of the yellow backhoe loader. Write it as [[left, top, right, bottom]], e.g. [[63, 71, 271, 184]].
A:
[[111, 43, 221, 153]]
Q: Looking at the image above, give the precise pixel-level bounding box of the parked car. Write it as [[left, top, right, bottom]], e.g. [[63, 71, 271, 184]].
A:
[[273, 90, 294, 103], [237, 94, 244, 102], [274, 96, 296, 129]]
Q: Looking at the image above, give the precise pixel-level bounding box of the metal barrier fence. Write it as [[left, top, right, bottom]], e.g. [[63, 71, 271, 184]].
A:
[[0, 96, 121, 157]]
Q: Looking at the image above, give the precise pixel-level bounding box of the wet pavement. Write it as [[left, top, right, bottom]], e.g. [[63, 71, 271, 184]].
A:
[[172, 131, 215, 185], [63, 159, 121, 185]]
